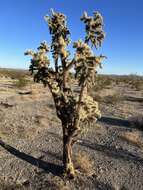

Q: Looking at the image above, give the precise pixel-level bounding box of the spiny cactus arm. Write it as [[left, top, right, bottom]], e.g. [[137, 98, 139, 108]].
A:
[[24, 49, 35, 56], [64, 59, 75, 72], [73, 40, 106, 127], [94, 54, 107, 68], [44, 9, 70, 79], [24, 42, 63, 92], [81, 11, 105, 48]]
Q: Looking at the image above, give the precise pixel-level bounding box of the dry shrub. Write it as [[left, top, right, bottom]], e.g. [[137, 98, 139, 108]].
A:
[[133, 81, 143, 91], [91, 93, 121, 105], [14, 78, 30, 89], [120, 131, 143, 148], [93, 75, 112, 91], [129, 115, 143, 130], [93, 94, 103, 103], [74, 151, 94, 176], [127, 76, 143, 91], [103, 93, 122, 105], [48, 176, 70, 190]]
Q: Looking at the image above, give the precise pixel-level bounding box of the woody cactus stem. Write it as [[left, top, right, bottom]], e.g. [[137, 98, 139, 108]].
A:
[[25, 9, 106, 178], [62, 125, 75, 177]]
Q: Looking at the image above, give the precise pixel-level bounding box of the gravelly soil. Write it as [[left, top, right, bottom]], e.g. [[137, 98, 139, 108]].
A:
[[0, 77, 143, 190]]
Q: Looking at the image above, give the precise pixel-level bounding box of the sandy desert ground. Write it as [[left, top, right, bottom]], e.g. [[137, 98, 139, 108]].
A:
[[0, 71, 143, 190]]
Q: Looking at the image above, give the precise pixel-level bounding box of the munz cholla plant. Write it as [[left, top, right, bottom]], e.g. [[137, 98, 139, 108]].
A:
[[25, 9, 106, 178]]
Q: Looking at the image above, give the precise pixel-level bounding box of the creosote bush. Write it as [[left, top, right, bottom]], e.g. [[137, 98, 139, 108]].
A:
[[25, 9, 106, 178], [14, 77, 29, 88]]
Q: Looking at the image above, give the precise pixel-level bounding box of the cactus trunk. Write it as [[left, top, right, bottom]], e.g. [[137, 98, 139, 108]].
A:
[[63, 126, 75, 178]]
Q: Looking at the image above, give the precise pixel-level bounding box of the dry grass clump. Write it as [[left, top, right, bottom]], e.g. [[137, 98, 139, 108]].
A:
[[74, 151, 95, 176], [129, 115, 143, 130], [120, 131, 143, 148]]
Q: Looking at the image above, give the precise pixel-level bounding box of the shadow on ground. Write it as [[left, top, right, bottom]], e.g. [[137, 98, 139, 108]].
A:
[[41, 149, 62, 161], [0, 139, 63, 176], [41, 131, 143, 165], [124, 95, 143, 103], [98, 116, 130, 127], [79, 140, 143, 165]]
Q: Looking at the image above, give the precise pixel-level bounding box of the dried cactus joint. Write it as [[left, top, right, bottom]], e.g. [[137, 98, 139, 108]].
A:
[[25, 9, 106, 178]]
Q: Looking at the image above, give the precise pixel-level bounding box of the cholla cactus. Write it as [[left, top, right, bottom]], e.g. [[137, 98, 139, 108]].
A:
[[81, 11, 105, 48], [25, 9, 106, 178]]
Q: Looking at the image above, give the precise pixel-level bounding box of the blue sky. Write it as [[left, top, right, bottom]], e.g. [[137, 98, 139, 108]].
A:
[[0, 0, 143, 75]]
